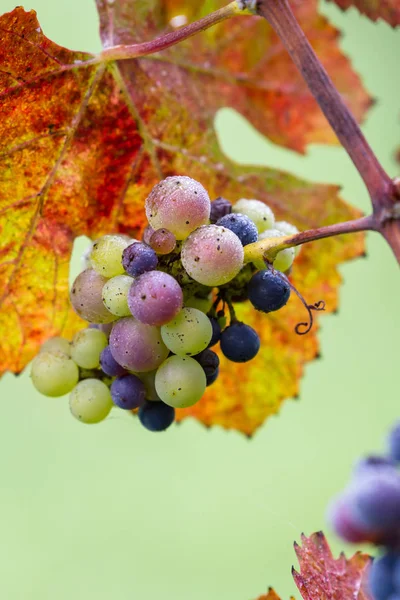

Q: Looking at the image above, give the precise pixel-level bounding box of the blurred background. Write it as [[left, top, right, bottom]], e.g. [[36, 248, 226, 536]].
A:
[[0, 1, 399, 598]]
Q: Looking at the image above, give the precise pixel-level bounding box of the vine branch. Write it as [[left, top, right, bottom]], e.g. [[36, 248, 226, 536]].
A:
[[256, 0, 400, 264]]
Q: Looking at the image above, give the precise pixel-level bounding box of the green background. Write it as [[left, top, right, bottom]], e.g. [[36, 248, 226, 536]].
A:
[[0, 1, 399, 599]]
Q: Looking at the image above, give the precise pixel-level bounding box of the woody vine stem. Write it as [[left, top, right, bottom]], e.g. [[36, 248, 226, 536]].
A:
[[97, 0, 400, 265]]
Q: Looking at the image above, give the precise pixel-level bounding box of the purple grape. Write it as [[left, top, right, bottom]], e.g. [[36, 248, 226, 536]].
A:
[[111, 374, 146, 410], [208, 317, 221, 347], [349, 470, 400, 530], [149, 228, 176, 255], [327, 494, 373, 543], [220, 322, 260, 363], [210, 197, 232, 223], [127, 271, 183, 326], [248, 269, 290, 313], [138, 400, 175, 432], [194, 349, 219, 378], [70, 269, 117, 324], [369, 552, 397, 600], [216, 213, 258, 246], [206, 367, 219, 386], [388, 422, 400, 463], [122, 242, 158, 277], [393, 556, 400, 592], [100, 346, 127, 377], [109, 317, 169, 372], [142, 225, 155, 245], [353, 455, 397, 478]]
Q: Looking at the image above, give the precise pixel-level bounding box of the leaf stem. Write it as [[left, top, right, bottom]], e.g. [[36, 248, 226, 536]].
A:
[[99, 2, 241, 62], [244, 215, 375, 264]]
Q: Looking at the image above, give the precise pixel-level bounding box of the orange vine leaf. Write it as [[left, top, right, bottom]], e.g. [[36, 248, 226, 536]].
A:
[[328, 0, 400, 27]]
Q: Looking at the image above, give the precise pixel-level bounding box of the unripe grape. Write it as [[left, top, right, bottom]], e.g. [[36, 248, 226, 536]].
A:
[[155, 355, 206, 408], [70, 328, 108, 369], [145, 176, 211, 240], [90, 234, 130, 278], [181, 225, 244, 286], [102, 274, 133, 317], [69, 379, 113, 424], [259, 229, 295, 272], [40, 336, 71, 357], [149, 228, 176, 255], [233, 199, 274, 233], [31, 351, 79, 397]]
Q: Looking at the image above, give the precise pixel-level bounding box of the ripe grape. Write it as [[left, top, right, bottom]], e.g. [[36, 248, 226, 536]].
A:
[[369, 553, 397, 600], [71, 328, 108, 369], [31, 351, 79, 397], [145, 176, 211, 240], [232, 199, 274, 233], [327, 494, 373, 543], [216, 213, 258, 246], [100, 346, 127, 377], [208, 317, 221, 347], [109, 317, 169, 372], [194, 349, 220, 378], [210, 196, 232, 223], [220, 322, 260, 363], [353, 455, 397, 478], [181, 225, 244, 286], [69, 379, 113, 424], [206, 367, 219, 386], [122, 242, 158, 277], [258, 229, 295, 272], [348, 470, 400, 530], [102, 274, 133, 317], [160, 307, 212, 356], [248, 269, 291, 313], [40, 336, 71, 357], [388, 422, 400, 462], [110, 374, 146, 409], [127, 271, 183, 326], [138, 400, 175, 432], [70, 269, 117, 324], [149, 228, 177, 255], [155, 355, 206, 408], [90, 234, 129, 278]]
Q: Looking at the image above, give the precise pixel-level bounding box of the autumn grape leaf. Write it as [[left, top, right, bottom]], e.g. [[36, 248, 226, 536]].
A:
[[255, 589, 286, 600], [328, 0, 400, 27], [292, 532, 373, 600], [0, 3, 367, 433]]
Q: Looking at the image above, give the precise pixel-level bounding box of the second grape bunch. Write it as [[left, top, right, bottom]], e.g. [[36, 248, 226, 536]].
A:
[[31, 175, 301, 431]]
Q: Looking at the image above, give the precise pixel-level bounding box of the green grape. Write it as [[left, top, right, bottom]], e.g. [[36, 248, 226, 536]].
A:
[[70, 328, 108, 369], [138, 369, 161, 401], [155, 356, 206, 408], [90, 235, 130, 278], [69, 379, 113, 424], [40, 336, 71, 357], [232, 199, 274, 233], [275, 220, 301, 256], [161, 308, 212, 356], [258, 229, 295, 272], [184, 295, 213, 314], [31, 351, 79, 397], [102, 275, 133, 317]]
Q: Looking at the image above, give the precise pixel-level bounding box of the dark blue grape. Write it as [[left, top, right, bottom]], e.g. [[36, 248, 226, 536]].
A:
[[208, 317, 221, 347], [216, 213, 258, 246], [327, 494, 372, 543], [138, 400, 175, 432], [122, 242, 158, 276], [393, 555, 400, 592], [220, 322, 260, 363], [100, 346, 127, 377], [210, 197, 232, 223], [111, 374, 146, 409], [248, 269, 290, 313], [194, 349, 219, 378], [369, 552, 397, 600], [388, 422, 400, 463], [206, 367, 219, 386], [349, 470, 400, 530]]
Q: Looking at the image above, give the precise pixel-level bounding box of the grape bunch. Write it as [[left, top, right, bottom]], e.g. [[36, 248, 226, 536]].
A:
[[30, 175, 301, 432], [328, 422, 400, 600]]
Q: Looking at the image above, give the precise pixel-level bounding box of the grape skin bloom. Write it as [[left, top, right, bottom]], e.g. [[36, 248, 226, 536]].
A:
[[110, 317, 169, 372], [155, 355, 206, 408], [181, 225, 244, 286], [145, 176, 211, 240]]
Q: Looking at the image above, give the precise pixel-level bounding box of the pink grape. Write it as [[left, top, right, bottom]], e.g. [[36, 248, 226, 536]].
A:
[[128, 271, 183, 326], [70, 269, 117, 324], [149, 228, 177, 255], [181, 225, 244, 286], [145, 176, 211, 240], [109, 317, 169, 372]]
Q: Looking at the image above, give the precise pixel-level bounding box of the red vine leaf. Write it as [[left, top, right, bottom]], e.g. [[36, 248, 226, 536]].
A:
[[292, 532, 373, 600], [328, 0, 400, 27], [0, 5, 366, 432]]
